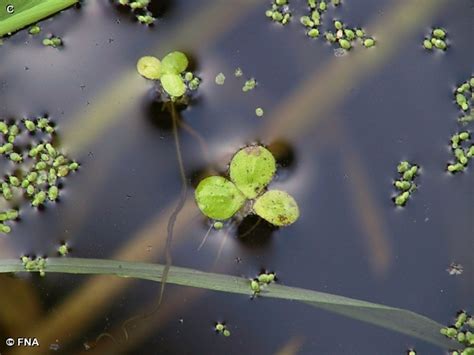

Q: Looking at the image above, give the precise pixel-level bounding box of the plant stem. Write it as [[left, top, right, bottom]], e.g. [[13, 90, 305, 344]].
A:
[[0, 257, 457, 349]]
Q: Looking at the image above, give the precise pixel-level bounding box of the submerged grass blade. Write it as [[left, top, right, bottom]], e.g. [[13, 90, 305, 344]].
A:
[[0, 0, 78, 37], [0, 257, 456, 349]]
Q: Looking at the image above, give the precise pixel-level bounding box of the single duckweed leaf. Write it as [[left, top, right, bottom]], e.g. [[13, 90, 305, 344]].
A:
[[195, 176, 246, 220], [229, 146, 276, 199], [136, 56, 162, 80], [160, 74, 187, 97], [254, 190, 299, 227], [161, 51, 189, 74]]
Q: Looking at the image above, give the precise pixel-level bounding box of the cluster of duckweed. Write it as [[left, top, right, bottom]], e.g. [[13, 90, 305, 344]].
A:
[[42, 36, 63, 48], [423, 28, 448, 51], [137, 52, 201, 101], [392, 161, 419, 206], [447, 132, 473, 173], [242, 78, 257, 93], [440, 310, 474, 355], [455, 77, 474, 124], [21, 255, 47, 277], [299, 0, 340, 39], [265, 0, 292, 25], [325, 20, 375, 49], [214, 322, 231, 337], [118, 0, 155, 25], [195, 145, 299, 227], [298, 1, 374, 49], [250, 271, 276, 296], [0, 117, 79, 234]]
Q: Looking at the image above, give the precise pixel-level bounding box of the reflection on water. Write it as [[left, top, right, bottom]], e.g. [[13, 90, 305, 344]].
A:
[[0, 0, 473, 354]]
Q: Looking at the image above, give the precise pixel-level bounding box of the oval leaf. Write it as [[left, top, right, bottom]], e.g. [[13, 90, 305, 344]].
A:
[[229, 145, 276, 199], [136, 56, 162, 80], [195, 176, 246, 220], [160, 74, 186, 97], [253, 190, 299, 227], [161, 51, 189, 74]]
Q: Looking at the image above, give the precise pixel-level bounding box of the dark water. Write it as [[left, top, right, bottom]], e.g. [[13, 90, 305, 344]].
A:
[[0, 0, 473, 354]]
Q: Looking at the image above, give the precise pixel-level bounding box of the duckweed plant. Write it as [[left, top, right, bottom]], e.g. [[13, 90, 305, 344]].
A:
[[393, 161, 419, 206], [265, 0, 292, 25], [423, 27, 448, 51], [195, 145, 299, 227], [42, 35, 63, 48], [215, 322, 231, 337], [0, 117, 79, 233], [250, 271, 276, 296], [447, 131, 473, 173], [455, 77, 474, 124], [117, 0, 155, 25], [137, 52, 201, 101], [440, 310, 474, 355]]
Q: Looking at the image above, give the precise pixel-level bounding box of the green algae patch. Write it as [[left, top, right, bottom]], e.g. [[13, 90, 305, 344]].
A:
[[253, 190, 300, 226], [195, 176, 246, 220], [229, 146, 276, 199], [136, 56, 162, 80]]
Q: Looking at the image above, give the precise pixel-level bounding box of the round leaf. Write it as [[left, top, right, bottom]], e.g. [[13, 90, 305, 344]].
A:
[[195, 176, 246, 220], [161, 51, 189, 74], [136, 56, 162, 80], [229, 145, 276, 199], [160, 74, 187, 97], [253, 190, 299, 227]]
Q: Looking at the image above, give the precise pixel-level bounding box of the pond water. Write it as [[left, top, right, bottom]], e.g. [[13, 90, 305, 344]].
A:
[[0, 0, 473, 354]]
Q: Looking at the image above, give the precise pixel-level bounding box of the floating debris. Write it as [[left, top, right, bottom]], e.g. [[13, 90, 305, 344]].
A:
[[447, 262, 464, 276]]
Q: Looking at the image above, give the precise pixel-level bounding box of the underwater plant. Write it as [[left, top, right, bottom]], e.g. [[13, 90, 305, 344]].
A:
[[137, 51, 200, 101], [195, 145, 300, 227]]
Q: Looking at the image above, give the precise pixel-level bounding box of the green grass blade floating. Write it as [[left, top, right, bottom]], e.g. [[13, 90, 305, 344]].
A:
[[0, 257, 457, 349], [0, 0, 78, 37]]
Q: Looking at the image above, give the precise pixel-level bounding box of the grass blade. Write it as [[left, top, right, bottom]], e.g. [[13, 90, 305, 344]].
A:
[[0, 0, 78, 37], [0, 257, 456, 349]]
